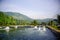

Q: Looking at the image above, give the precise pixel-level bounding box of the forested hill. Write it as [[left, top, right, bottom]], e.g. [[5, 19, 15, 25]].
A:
[[4, 12, 33, 20], [0, 11, 54, 26], [0, 12, 14, 26], [0, 11, 33, 26]]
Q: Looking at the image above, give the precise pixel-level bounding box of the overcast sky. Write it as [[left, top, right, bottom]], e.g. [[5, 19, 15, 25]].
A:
[[0, 0, 59, 19]]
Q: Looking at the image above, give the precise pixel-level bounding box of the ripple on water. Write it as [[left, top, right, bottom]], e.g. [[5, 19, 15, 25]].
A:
[[0, 28, 57, 40]]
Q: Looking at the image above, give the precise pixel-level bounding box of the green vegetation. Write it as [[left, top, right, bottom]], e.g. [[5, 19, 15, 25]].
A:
[[48, 15, 60, 30], [57, 15, 60, 30], [0, 11, 60, 30], [30, 20, 38, 26], [0, 11, 39, 26], [0, 12, 17, 26], [48, 20, 55, 26], [4, 12, 32, 20], [48, 20, 58, 29], [57, 15, 60, 24]]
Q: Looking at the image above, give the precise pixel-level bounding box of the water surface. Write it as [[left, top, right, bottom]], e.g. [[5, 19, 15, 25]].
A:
[[0, 27, 57, 40]]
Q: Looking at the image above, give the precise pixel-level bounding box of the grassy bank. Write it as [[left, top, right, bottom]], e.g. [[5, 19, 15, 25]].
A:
[[48, 26, 60, 33]]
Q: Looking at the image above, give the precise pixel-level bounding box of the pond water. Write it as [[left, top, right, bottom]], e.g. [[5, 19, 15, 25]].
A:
[[0, 27, 57, 40]]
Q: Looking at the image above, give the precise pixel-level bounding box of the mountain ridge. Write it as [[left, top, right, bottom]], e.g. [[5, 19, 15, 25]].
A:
[[1, 11, 54, 22], [4, 12, 33, 21]]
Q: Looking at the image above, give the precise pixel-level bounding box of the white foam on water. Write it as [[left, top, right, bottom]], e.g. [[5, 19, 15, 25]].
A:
[[34, 26, 37, 29], [43, 26, 46, 31], [5, 26, 10, 30], [15, 26, 18, 29], [5, 26, 10, 32], [39, 27, 41, 30]]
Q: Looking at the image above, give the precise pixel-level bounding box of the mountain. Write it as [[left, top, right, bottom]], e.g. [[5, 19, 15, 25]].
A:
[[36, 18, 53, 23], [4, 12, 33, 21], [0, 11, 55, 26], [1, 11, 53, 23], [41, 18, 53, 22]]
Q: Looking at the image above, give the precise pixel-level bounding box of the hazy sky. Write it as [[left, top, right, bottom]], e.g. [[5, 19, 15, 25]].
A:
[[0, 0, 59, 19]]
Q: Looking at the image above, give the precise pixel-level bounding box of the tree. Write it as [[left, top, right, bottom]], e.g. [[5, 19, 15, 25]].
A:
[[31, 20, 38, 26], [48, 20, 55, 26], [41, 22, 46, 25], [0, 12, 6, 26], [57, 15, 60, 24], [0, 12, 17, 26], [57, 15, 60, 29]]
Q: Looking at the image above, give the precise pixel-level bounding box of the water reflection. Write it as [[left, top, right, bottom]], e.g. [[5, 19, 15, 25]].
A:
[[0, 26, 57, 40], [43, 26, 46, 31]]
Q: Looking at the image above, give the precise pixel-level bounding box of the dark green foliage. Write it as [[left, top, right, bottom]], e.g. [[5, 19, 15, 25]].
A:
[[48, 20, 56, 26], [57, 15, 60, 30], [57, 15, 60, 24], [0, 12, 17, 26], [30, 20, 38, 26], [0, 11, 32, 26], [41, 22, 46, 25]]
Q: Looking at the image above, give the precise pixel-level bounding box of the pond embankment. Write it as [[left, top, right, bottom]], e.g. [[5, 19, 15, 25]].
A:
[[47, 26, 60, 40]]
